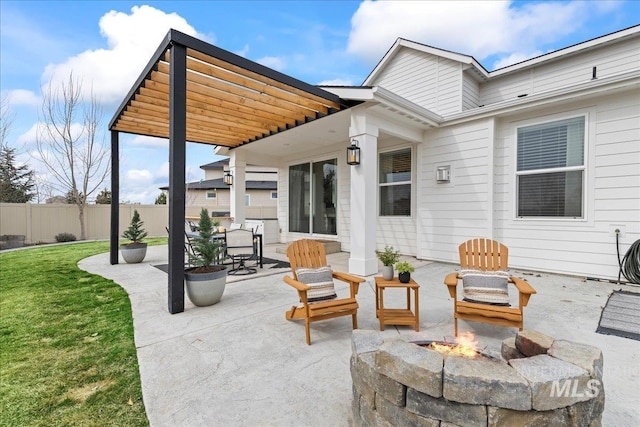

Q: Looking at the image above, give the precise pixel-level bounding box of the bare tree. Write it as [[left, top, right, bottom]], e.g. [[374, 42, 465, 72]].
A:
[[36, 72, 109, 240], [1, 92, 14, 150]]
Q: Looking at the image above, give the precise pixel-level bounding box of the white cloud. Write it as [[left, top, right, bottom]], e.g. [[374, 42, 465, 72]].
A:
[[235, 44, 250, 57], [126, 168, 153, 183], [41, 5, 210, 104], [492, 50, 545, 70], [130, 135, 168, 148], [4, 89, 40, 107], [156, 161, 170, 180], [347, 0, 591, 68], [256, 56, 286, 71], [318, 78, 354, 86]]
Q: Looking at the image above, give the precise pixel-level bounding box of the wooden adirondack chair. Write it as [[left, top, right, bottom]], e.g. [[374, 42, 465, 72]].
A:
[[283, 239, 365, 345], [444, 238, 537, 336]]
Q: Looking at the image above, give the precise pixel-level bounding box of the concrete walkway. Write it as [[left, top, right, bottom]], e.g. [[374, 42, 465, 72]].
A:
[[79, 245, 640, 427]]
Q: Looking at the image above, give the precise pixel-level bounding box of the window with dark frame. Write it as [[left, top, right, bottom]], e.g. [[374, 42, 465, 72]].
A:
[[379, 148, 411, 216], [516, 116, 585, 218]]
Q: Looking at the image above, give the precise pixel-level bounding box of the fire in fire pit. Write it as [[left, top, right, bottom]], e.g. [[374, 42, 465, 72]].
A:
[[414, 331, 480, 358]]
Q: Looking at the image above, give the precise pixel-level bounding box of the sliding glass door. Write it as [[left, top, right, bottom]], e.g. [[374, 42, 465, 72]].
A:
[[289, 159, 337, 235]]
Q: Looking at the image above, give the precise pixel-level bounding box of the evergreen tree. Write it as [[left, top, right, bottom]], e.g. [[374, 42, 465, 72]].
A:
[[155, 192, 167, 205], [95, 188, 111, 204], [0, 146, 35, 203]]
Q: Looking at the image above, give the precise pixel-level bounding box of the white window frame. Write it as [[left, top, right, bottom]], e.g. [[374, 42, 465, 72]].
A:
[[206, 191, 217, 200], [514, 113, 588, 221], [378, 147, 412, 217], [270, 191, 277, 200], [245, 194, 251, 207]]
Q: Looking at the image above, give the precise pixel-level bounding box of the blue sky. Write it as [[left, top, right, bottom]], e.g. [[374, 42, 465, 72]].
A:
[[1, 1, 638, 203]]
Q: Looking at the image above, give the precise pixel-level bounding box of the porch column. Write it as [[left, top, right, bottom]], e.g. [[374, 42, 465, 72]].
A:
[[348, 115, 379, 276], [109, 130, 119, 265], [229, 150, 246, 225], [167, 42, 187, 314]]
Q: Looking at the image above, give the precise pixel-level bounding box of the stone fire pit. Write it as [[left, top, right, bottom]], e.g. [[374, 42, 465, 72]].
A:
[[351, 330, 604, 427]]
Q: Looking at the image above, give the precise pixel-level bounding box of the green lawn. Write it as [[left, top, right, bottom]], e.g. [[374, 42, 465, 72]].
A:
[[0, 239, 165, 426]]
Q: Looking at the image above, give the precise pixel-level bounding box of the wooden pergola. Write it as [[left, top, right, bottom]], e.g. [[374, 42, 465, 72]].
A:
[[108, 29, 352, 313]]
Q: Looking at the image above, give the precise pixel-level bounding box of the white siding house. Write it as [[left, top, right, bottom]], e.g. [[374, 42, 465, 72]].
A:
[[219, 25, 639, 281]]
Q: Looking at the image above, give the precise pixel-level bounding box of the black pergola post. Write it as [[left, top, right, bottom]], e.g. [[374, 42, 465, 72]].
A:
[[110, 130, 119, 265], [168, 42, 187, 314]]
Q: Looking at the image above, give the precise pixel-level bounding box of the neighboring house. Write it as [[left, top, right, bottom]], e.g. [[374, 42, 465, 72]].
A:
[[216, 25, 639, 280], [159, 158, 278, 216]]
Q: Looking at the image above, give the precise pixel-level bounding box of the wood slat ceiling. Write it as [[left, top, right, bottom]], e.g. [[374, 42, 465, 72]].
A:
[[110, 32, 348, 148]]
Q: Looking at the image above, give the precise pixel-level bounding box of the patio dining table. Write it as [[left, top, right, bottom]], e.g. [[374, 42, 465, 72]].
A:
[[185, 231, 263, 268]]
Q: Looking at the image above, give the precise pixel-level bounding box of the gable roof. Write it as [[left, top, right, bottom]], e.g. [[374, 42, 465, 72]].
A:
[[364, 25, 640, 85], [160, 178, 277, 191]]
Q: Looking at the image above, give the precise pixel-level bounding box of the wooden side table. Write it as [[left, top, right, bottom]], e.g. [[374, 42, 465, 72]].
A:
[[374, 276, 420, 332]]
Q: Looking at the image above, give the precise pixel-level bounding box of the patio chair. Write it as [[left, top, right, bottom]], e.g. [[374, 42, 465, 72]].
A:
[[283, 239, 365, 345], [224, 228, 257, 275], [444, 238, 537, 336]]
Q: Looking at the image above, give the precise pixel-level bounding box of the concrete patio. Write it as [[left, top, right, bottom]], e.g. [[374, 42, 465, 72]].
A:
[[79, 244, 640, 427]]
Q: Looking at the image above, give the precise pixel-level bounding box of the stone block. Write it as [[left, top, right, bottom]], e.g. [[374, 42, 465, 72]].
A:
[[443, 355, 531, 410], [375, 394, 439, 427], [357, 352, 406, 406], [406, 388, 487, 427], [352, 384, 361, 423], [515, 330, 554, 356], [509, 354, 592, 410], [375, 339, 444, 398], [501, 337, 526, 361], [351, 355, 376, 408], [488, 406, 569, 426], [352, 330, 384, 356], [567, 385, 605, 427], [548, 340, 603, 379]]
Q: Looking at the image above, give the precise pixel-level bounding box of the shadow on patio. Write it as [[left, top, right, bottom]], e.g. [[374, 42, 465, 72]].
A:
[[79, 244, 640, 426]]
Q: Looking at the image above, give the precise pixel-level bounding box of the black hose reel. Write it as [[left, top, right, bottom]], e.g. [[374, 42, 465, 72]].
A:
[[616, 231, 640, 285]]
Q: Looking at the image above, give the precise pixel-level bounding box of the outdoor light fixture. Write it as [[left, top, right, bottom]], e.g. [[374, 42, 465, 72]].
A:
[[223, 170, 233, 185], [347, 139, 361, 165]]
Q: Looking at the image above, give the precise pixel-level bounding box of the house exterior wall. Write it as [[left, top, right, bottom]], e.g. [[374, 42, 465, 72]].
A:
[[417, 88, 639, 280], [492, 90, 640, 279], [187, 189, 276, 213], [417, 118, 494, 262], [462, 72, 480, 110], [372, 48, 462, 115], [479, 37, 640, 106]]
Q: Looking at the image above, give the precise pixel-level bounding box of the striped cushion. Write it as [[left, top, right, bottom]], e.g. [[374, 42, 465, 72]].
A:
[[461, 269, 510, 306], [296, 266, 337, 303]]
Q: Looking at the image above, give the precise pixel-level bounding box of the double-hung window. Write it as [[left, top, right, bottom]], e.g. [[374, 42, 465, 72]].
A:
[[379, 148, 411, 216], [516, 116, 585, 218]]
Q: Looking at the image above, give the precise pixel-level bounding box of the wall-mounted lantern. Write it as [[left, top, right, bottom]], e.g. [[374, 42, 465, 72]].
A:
[[223, 170, 233, 185], [347, 139, 361, 166], [436, 165, 451, 183]]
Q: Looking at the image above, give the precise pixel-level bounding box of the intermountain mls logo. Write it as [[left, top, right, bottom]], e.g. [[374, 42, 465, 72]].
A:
[[550, 379, 602, 398]]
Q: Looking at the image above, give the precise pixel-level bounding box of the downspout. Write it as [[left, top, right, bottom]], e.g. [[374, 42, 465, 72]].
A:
[[487, 117, 495, 240]]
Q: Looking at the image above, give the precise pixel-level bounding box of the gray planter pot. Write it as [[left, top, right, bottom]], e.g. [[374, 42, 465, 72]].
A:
[[185, 266, 227, 306], [381, 265, 394, 280], [121, 243, 147, 263]]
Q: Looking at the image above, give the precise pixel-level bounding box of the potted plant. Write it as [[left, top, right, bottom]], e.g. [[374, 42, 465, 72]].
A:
[[120, 209, 148, 263], [376, 245, 400, 280], [184, 208, 227, 306], [395, 261, 415, 283]]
